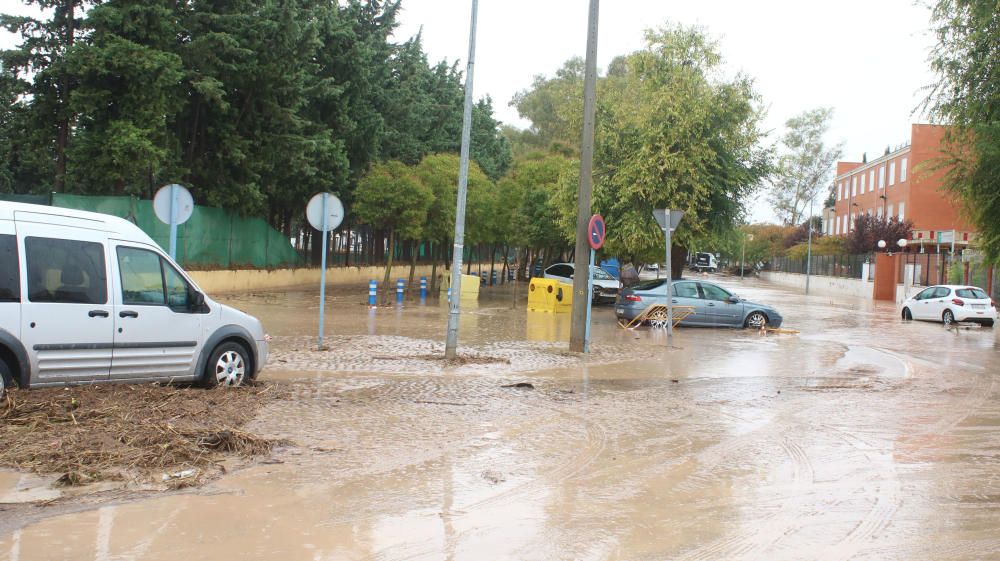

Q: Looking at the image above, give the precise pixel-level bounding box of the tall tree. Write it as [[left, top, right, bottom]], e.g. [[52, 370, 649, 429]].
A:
[[767, 108, 843, 226], [1, 0, 90, 191], [353, 160, 432, 301], [926, 0, 1000, 261]]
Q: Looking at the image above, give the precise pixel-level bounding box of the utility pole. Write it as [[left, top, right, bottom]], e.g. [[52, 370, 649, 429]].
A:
[[444, 0, 479, 359], [569, 0, 600, 353]]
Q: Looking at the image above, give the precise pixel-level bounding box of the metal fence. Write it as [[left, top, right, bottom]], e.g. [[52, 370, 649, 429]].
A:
[[898, 251, 994, 289], [771, 254, 869, 279]]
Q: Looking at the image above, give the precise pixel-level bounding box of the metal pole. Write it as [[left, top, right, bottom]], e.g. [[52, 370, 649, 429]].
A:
[[584, 248, 595, 352], [806, 197, 813, 294], [569, 0, 600, 353], [444, 0, 479, 359], [665, 216, 674, 348], [740, 234, 746, 280], [318, 193, 329, 350], [168, 183, 178, 260]]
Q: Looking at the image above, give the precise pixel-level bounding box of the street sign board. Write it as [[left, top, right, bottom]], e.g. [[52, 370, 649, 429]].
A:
[[588, 214, 605, 250], [653, 209, 685, 232], [306, 192, 345, 232], [153, 184, 194, 226], [936, 230, 955, 244]]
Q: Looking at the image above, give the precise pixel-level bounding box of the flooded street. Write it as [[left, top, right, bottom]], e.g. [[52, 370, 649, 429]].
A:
[[2, 277, 999, 560]]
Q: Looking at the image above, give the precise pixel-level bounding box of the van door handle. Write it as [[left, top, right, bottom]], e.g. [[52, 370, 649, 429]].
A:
[[88, 310, 109, 318], [119, 310, 139, 319], [671, 299, 678, 304]]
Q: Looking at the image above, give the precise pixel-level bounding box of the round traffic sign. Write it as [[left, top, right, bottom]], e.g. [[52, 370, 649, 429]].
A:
[[153, 184, 194, 226], [588, 214, 606, 250], [306, 192, 345, 232]]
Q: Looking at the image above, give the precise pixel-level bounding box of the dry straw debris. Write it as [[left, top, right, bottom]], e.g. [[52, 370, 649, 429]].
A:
[[0, 383, 288, 487]]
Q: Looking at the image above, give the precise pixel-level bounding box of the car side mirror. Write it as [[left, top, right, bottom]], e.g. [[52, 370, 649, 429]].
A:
[[570, 274, 574, 279], [728, 295, 741, 303]]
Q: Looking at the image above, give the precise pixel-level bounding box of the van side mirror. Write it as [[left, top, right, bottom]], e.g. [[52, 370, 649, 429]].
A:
[[191, 291, 205, 308]]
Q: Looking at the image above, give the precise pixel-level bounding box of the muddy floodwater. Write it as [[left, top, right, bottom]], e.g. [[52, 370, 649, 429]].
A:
[[2, 277, 999, 560]]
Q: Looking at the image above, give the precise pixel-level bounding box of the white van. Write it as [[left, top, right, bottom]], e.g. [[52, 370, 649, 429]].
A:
[[0, 202, 268, 393]]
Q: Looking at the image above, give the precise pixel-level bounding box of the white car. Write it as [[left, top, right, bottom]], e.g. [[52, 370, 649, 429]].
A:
[[901, 285, 996, 327], [0, 202, 269, 394], [543, 262, 622, 303]]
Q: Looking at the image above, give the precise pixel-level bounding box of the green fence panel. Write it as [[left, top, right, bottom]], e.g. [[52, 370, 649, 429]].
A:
[[49, 194, 301, 269]]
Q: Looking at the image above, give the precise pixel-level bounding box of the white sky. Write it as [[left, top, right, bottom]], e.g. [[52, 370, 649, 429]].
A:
[[394, 0, 939, 222], [2, 0, 939, 223]]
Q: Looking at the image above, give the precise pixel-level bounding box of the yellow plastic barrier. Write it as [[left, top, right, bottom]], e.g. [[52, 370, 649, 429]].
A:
[[440, 273, 481, 297], [527, 277, 573, 313]]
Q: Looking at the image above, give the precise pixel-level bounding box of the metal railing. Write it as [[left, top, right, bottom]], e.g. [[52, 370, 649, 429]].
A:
[[771, 254, 869, 279]]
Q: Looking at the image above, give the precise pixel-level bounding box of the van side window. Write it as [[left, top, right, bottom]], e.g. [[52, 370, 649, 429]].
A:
[[0, 234, 18, 302], [163, 262, 192, 311], [25, 237, 107, 304], [117, 247, 196, 312], [117, 247, 166, 305]]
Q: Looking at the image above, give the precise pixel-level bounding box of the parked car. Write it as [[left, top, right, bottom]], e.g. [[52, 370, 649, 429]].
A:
[[543, 262, 622, 303], [691, 252, 718, 273], [615, 278, 783, 328], [900, 285, 996, 327], [0, 202, 269, 394]]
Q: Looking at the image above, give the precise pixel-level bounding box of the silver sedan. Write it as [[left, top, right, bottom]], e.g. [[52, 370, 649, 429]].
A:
[[615, 279, 783, 328]]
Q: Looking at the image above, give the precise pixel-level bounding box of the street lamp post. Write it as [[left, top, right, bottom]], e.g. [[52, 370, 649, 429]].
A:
[[806, 196, 814, 295], [653, 209, 684, 348], [444, 0, 479, 359]]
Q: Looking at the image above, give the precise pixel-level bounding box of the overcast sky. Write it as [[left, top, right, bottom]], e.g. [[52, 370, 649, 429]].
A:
[[2, 0, 940, 223], [393, 0, 940, 222]]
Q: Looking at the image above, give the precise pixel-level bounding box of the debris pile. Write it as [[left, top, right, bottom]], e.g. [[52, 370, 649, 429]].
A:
[[0, 384, 288, 487]]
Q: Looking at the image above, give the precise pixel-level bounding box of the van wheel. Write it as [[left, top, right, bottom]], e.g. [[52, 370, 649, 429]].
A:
[[0, 357, 14, 396], [204, 342, 250, 388]]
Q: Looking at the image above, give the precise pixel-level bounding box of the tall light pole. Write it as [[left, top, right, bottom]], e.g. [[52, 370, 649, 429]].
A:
[[444, 0, 479, 359], [806, 195, 814, 294], [569, 0, 600, 353]]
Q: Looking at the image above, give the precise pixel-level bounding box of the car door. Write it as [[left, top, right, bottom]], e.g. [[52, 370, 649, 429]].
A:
[[16, 222, 113, 384], [699, 282, 741, 326], [671, 281, 705, 326], [111, 243, 205, 380], [924, 286, 952, 321], [910, 288, 936, 320]]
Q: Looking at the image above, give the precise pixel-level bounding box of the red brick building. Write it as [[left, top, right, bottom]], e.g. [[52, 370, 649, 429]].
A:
[[828, 124, 975, 252]]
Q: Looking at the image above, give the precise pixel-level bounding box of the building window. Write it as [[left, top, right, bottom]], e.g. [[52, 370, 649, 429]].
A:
[[898, 202, 905, 221], [869, 170, 874, 191], [861, 173, 866, 193], [900, 158, 907, 182], [879, 166, 886, 189], [887, 204, 894, 219], [838, 183, 843, 201], [877, 206, 883, 219], [852, 176, 857, 196], [836, 216, 842, 235], [889, 162, 896, 186]]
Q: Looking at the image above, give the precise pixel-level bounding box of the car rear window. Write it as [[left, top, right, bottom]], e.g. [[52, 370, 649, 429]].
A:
[[0, 234, 18, 302], [631, 279, 667, 291], [956, 288, 989, 299]]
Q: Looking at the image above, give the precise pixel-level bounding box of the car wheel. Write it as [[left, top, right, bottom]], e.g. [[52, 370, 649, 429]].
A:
[[902, 308, 912, 321], [204, 342, 251, 388], [744, 311, 768, 329], [647, 309, 669, 329], [0, 357, 14, 395], [984, 320, 995, 328], [942, 309, 955, 326]]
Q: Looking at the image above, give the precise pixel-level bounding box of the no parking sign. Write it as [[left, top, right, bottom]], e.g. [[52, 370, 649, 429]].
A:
[[588, 214, 605, 250]]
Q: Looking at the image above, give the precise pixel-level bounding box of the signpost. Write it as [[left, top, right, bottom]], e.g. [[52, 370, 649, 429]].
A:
[[584, 214, 606, 353], [652, 209, 685, 348], [306, 192, 345, 350], [153, 184, 194, 261]]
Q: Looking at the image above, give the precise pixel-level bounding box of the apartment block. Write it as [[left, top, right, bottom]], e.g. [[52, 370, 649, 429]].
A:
[[829, 124, 975, 252]]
